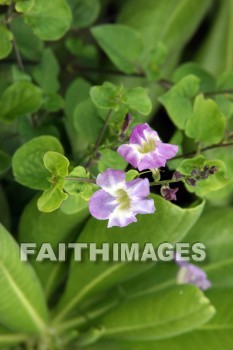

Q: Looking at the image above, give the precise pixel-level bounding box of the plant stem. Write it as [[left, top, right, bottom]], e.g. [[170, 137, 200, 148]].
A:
[[173, 141, 233, 160], [85, 109, 113, 169], [6, 3, 25, 72]]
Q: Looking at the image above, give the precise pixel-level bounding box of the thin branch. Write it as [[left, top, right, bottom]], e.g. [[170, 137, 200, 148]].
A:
[[6, 2, 25, 72], [173, 141, 233, 160], [85, 109, 113, 169]]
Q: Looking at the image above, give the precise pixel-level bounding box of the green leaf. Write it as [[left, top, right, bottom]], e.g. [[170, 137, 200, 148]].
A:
[[84, 290, 233, 350], [178, 155, 229, 197], [21, 0, 72, 41], [60, 194, 88, 215], [98, 149, 127, 172], [42, 92, 64, 112], [186, 95, 226, 145], [173, 62, 216, 92], [0, 25, 13, 60], [64, 166, 94, 200], [185, 207, 233, 288], [90, 84, 125, 110], [37, 187, 68, 212], [12, 136, 64, 190], [125, 87, 152, 115], [0, 224, 48, 333], [140, 41, 167, 80], [67, 0, 100, 29], [0, 185, 10, 229], [0, 81, 42, 122], [43, 151, 69, 178], [11, 17, 44, 61], [125, 169, 139, 182], [15, 0, 35, 12], [159, 75, 200, 129], [32, 48, 60, 93], [12, 65, 32, 83], [19, 196, 89, 299], [196, 0, 233, 75], [73, 99, 103, 143], [91, 24, 143, 74], [96, 285, 214, 341], [0, 150, 11, 176], [53, 196, 204, 322]]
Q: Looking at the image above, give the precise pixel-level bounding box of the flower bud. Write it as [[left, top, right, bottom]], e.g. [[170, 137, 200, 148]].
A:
[[161, 186, 178, 201]]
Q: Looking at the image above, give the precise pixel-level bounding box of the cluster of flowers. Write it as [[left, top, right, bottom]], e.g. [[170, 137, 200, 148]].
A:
[[89, 123, 178, 228]]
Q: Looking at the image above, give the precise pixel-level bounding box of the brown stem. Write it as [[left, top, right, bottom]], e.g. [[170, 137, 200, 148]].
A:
[[173, 141, 233, 160], [85, 109, 113, 169], [6, 3, 25, 72]]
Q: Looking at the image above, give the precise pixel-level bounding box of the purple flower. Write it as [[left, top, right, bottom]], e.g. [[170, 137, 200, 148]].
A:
[[117, 123, 178, 171], [89, 169, 155, 228], [160, 186, 178, 201], [175, 254, 211, 291]]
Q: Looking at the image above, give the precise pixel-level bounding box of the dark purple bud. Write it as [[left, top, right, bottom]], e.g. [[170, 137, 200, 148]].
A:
[[121, 113, 132, 133], [173, 171, 183, 181], [95, 151, 102, 160], [161, 186, 179, 201], [199, 170, 209, 179], [185, 178, 197, 187], [204, 165, 209, 172], [118, 132, 126, 141], [208, 165, 218, 175], [191, 168, 198, 176]]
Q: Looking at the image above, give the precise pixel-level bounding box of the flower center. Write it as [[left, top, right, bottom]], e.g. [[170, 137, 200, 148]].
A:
[[137, 138, 155, 153], [116, 189, 131, 210]]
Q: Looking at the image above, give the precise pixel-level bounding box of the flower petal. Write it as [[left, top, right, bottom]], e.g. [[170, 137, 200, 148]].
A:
[[89, 189, 117, 220], [108, 207, 137, 228], [117, 144, 141, 168], [96, 169, 126, 194], [132, 198, 155, 215], [137, 152, 165, 170], [177, 264, 211, 291], [126, 178, 150, 197], [156, 142, 178, 160]]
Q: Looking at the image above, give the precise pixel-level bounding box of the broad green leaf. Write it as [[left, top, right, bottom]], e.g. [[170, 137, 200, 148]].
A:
[[0, 150, 11, 176], [185, 207, 233, 288], [125, 169, 139, 181], [60, 194, 88, 215], [140, 41, 167, 81], [65, 78, 91, 157], [96, 285, 214, 341], [178, 155, 229, 197], [32, 48, 60, 93], [67, 0, 100, 29], [21, 0, 72, 40], [173, 62, 216, 92], [186, 95, 226, 145], [11, 17, 44, 61], [126, 87, 152, 115], [214, 72, 233, 120], [15, 0, 35, 12], [43, 151, 69, 178], [0, 81, 42, 122], [12, 136, 64, 190], [73, 99, 103, 143], [98, 149, 127, 172], [90, 84, 125, 110], [196, 0, 233, 75], [42, 92, 64, 112], [0, 25, 13, 60], [84, 290, 233, 350], [19, 196, 89, 298], [159, 75, 200, 129], [0, 224, 48, 334], [37, 187, 68, 212], [53, 196, 204, 322], [12, 65, 32, 83], [91, 24, 143, 74]]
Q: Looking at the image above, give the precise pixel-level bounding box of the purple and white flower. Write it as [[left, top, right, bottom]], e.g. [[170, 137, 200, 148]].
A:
[[89, 169, 155, 228], [175, 254, 211, 291], [117, 123, 178, 171]]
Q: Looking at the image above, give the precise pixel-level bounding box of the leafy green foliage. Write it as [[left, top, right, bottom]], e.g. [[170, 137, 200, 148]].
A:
[[0, 81, 42, 122], [159, 75, 200, 129], [0, 25, 13, 60], [91, 24, 143, 74], [12, 136, 64, 190], [186, 95, 226, 145], [0, 224, 48, 334], [19, 0, 72, 40], [68, 0, 100, 29]]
